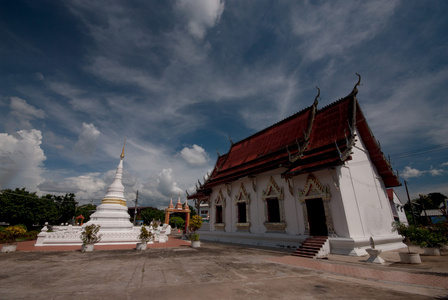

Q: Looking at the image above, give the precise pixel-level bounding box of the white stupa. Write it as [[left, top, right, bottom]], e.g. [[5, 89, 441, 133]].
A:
[[85, 140, 134, 231], [35, 140, 157, 246]]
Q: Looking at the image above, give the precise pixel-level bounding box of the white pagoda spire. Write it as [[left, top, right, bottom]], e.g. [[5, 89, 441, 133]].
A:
[[86, 138, 134, 231], [103, 138, 126, 202]]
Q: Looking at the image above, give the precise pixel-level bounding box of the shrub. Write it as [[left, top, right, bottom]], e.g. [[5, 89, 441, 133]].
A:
[[15, 230, 40, 242], [151, 220, 159, 230], [190, 233, 200, 241], [4, 225, 27, 244], [188, 215, 203, 233], [393, 222, 448, 248], [138, 226, 153, 244], [80, 224, 102, 245]]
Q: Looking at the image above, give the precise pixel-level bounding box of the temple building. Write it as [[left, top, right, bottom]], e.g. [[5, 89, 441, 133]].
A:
[[188, 75, 406, 256]]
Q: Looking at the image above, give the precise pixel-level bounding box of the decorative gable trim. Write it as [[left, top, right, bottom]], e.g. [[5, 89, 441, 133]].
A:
[[226, 183, 231, 197], [298, 174, 331, 203], [235, 183, 250, 203], [215, 189, 226, 207], [262, 176, 284, 200]]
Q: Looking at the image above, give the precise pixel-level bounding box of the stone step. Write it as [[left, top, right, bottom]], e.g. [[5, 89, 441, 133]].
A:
[[292, 252, 315, 258], [302, 241, 325, 246], [292, 236, 328, 259], [199, 222, 210, 231]]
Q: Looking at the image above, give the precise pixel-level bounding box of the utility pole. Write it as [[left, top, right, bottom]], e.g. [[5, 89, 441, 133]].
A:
[[419, 194, 429, 225], [404, 180, 416, 225], [133, 190, 139, 225]]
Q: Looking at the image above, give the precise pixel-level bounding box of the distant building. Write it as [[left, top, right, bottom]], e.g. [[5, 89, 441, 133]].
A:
[[387, 189, 408, 225], [199, 203, 210, 222], [188, 77, 405, 256]]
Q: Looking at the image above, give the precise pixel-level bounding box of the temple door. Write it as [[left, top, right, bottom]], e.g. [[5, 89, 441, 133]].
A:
[[305, 198, 328, 236]]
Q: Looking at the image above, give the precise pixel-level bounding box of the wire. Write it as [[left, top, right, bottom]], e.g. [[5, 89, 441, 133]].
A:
[[390, 143, 448, 160]]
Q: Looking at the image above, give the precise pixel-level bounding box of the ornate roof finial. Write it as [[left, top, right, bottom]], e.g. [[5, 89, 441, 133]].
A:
[[351, 73, 361, 96], [175, 193, 183, 209], [314, 86, 320, 106], [120, 137, 127, 159], [217, 148, 220, 156], [229, 135, 234, 146]]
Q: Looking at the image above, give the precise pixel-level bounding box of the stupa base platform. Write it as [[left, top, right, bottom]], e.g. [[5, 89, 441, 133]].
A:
[[35, 224, 171, 246]]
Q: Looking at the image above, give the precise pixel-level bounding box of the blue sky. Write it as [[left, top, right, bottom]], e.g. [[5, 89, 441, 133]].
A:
[[1, 0, 447, 208]]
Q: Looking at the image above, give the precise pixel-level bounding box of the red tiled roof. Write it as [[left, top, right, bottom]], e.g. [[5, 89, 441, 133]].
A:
[[189, 91, 400, 199], [218, 108, 312, 172], [387, 189, 394, 201]]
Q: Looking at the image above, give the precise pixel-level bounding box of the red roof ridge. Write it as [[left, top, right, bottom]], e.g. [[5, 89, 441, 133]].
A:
[[227, 104, 315, 151]]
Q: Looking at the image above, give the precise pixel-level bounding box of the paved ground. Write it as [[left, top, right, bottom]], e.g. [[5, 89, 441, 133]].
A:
[[1, 237, 447, 300]]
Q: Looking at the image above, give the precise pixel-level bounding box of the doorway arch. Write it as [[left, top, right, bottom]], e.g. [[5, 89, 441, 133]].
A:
[[298, 174, 335, 236]]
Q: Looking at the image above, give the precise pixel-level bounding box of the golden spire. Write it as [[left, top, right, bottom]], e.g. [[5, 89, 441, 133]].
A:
[[120, 137, 126, 159]]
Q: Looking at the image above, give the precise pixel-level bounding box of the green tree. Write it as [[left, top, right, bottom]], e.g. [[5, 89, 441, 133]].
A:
[[0, 188, 80, 228], [405, 192, 447, 225], [75, 204, 97, 222], [413, 192, 447, 209], [0, 188, 58, 228], [189, 205, 197, 217], [55, 193, 77, 224], [169, 216, 185, 229], [141, 207, 165, 224]]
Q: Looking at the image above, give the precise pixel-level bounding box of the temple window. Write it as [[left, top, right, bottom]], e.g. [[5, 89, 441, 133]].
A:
[[214, 189, 226, 231], [262, 176, 286, 233], [234, 183, 250, 231], [216, 206, 223, 223], [267, 198, 280, 222], [237, 202, 247, 223]]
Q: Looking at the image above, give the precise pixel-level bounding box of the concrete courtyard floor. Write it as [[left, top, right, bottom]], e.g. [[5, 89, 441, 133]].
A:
[[1, 237, 447, 300]]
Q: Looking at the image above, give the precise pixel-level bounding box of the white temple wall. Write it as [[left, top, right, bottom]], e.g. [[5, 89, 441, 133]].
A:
[[208, 187, 219, 232], [253, 170, 300, 234], [208, 169, 307, 235], [292, 169, 349, 237], [339, 131, 397, 239], [281, 175, 300, 235], [309, 168, 348, 237]]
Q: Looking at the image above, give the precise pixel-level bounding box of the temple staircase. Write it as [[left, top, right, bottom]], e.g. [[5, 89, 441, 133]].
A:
[[199, 222, 210, 231], [292, 236, 328, 258]]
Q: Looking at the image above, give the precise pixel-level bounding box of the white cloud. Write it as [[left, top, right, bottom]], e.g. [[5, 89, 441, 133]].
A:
[[0, 129, 46, 190], [402, 166, 446, 179], [365, 69, 448, 145], [291, 0, 399, 61], [38, 172, 107, 205], [74, 123, 101, 156], [180, 144, 209, 166], [10, 96, 45, 119], [33, 72, 45, 81], [175, 0, 225, 40], [402, 166, 424, 179], [6, 97, 45, 132], [428, 168, 445, 176], [156, 168, 183, 197], [441, 162, 448, 167]]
